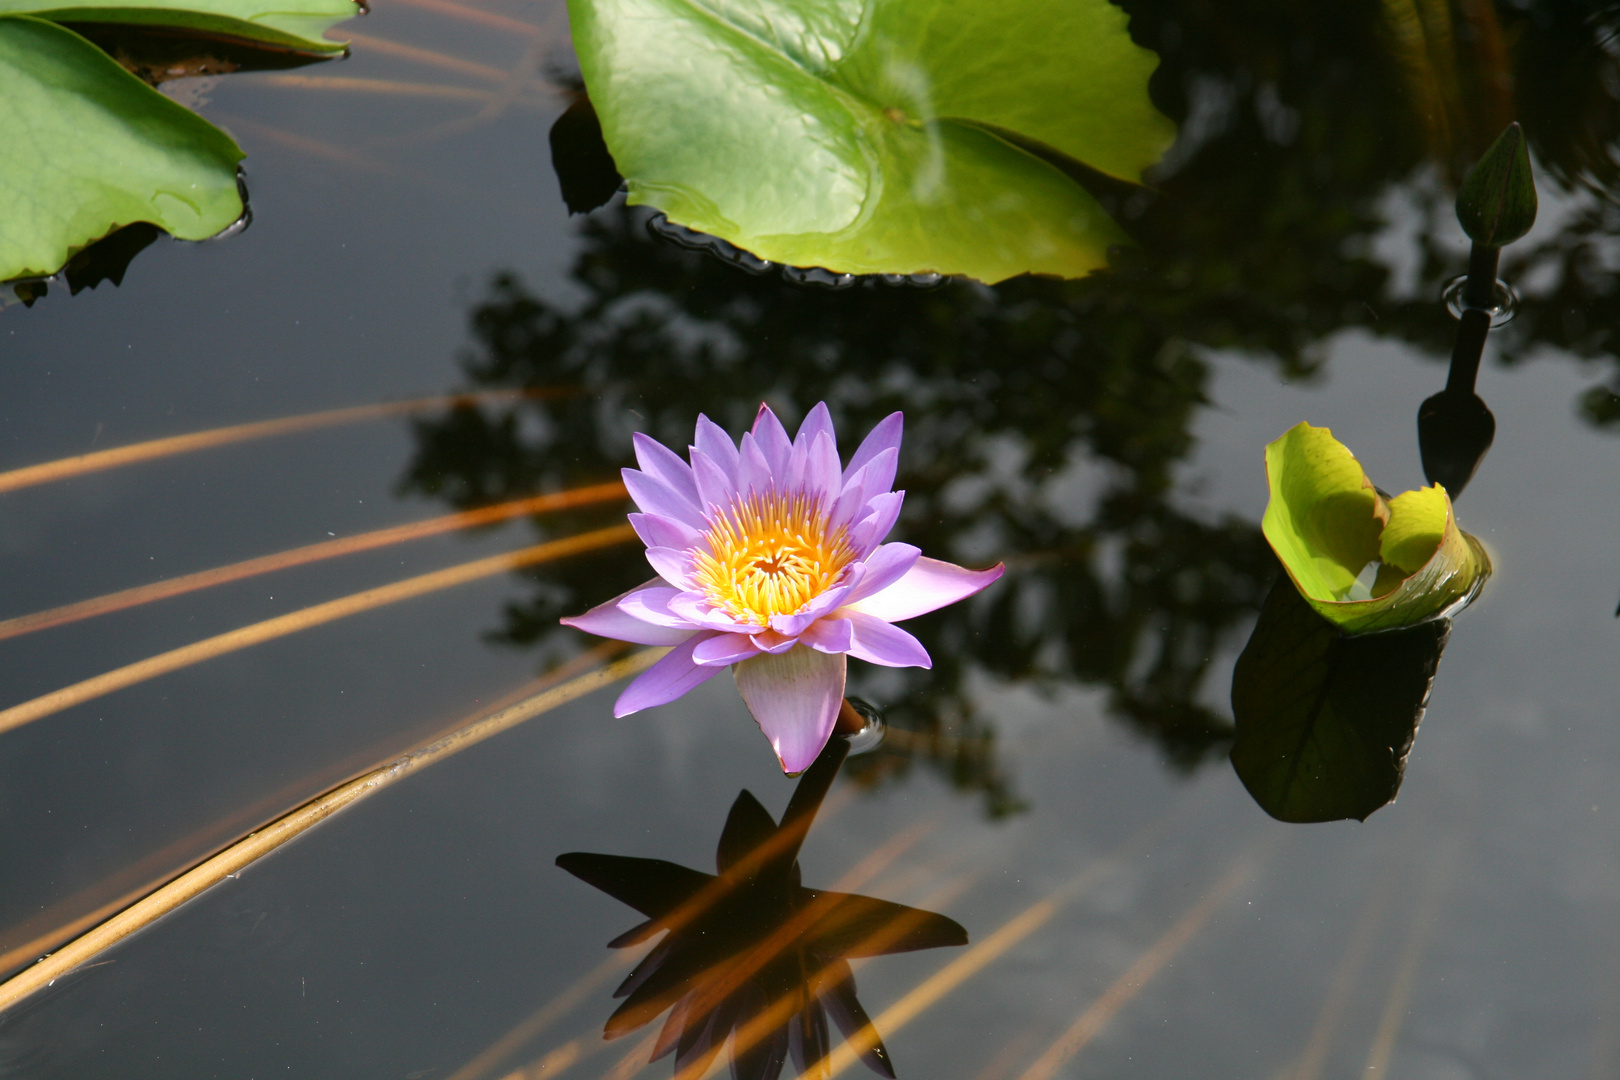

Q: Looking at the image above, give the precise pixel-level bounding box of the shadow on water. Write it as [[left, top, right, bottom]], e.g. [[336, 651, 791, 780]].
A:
[[557, 731, 967, 1080]]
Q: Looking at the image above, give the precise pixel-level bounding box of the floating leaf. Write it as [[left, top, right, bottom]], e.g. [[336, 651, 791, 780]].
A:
[[1231, 574, 1449, 823], [0, 0, 358, 54], [1261, 422, 1490, 635], [566, 0, 1175, 283], [0, 15, 244, 282]]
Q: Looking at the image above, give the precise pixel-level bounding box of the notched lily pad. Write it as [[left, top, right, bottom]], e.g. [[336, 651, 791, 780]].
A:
[[0, 15, 245, 283], [0, 0, 360, 54], [566, 0, 1175, 284], [1231, 574, 1449, 823], [1261, 422, 1490, 635]]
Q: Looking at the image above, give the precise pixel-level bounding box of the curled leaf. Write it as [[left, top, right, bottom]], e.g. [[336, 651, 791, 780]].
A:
[[1261, 422, 1490, 635]]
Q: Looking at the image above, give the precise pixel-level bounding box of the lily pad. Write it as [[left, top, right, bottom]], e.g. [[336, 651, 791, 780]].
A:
[[0, 0, 357, 54], [0, 15, 244, 282], [1231, 574, 1449, 823], [566, 0, 1175, 283], [1261, 422, 1490, 635]]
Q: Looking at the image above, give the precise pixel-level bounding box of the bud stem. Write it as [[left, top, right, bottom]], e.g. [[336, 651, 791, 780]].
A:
[[1446, 308, 1491, 395], [1463, 243, 1500, 311]]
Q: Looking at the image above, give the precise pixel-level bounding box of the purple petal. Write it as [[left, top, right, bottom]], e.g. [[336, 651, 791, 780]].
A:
[[843, 611, 931, 668], [644, 546, 699, 591], [767, 582, 854, 637], [804, 431, 841, 507], [692, 632, 762, 666], [849, 490, 906, 556], [668, 590, 760, 633], [733, 646, 847, 774], [561, 582, 699, 646], [784, 427, 811, 494], [751, 629, 799, 653], [842, 411, 902, 485], [847, 557, 1005, 622], [632, 432, 700, 506], [737, 432, 774, 497], [628, 512, 704, 552], [689, 448, 735, 515], [613, 634, 724, 716], [843, 543, 921, 606], [832, 448, 899, 529], [751, 404, 793, 476], [693, 414, 739, 482], [617, 585, 702, 630], [623, 468, 705, 529], [795, 402, 834, 449], [799, 617, 853, 654]]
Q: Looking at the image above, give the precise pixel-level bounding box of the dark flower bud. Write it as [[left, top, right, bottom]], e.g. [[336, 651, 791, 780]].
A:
[[1455, 122, 1538, 248]]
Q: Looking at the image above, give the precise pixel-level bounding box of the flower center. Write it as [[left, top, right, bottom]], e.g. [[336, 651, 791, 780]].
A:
[[693, 491, 855, 624]]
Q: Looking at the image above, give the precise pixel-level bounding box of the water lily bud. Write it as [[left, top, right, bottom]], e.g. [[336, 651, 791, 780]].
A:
[[1455, 122, 1538, 248]]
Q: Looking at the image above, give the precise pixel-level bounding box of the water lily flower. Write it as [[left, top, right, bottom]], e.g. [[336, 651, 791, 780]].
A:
[[562, 403, 1004, 773]]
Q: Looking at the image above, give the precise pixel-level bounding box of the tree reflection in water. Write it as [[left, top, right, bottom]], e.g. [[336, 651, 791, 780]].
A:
[[403, 0, 1620, 814], [402, 204, 1275, 814], [557, 734, 967, 1080]]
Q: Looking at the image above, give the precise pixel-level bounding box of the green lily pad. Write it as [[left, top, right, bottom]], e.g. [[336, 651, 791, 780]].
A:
[[0, 15, 244, 282], [566, 0, 1175, 283], [1231, 574, 1449, 824], [1261, 422, 1490, 635], [0, 0, 357, 53]]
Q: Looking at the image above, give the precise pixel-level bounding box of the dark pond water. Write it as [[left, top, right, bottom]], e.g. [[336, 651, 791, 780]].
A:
[[3, 0, 1620, 1076]]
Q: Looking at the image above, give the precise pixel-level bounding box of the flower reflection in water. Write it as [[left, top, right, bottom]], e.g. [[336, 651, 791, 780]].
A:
[[557, 734, 967, 1079]]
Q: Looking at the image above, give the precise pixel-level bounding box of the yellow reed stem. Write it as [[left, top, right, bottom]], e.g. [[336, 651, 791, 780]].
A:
[[684, 855, 970, 1080], [255, 74, 521, 103], [496, 1037, 590, 1080], [0, 524, 637, 735], [213, 112, 397, 174], [0, 389, 559, 497], [970, 1028, 1041, 1080], [600, 1029, 666, 1080], [455, 782, 876, 1080], [1013, 838, 1274, 1080], [1362, 836, 1461, 1075], [0, 646, 622, 978], [821, 803, 1205, 1080], [823, 895, 1060, 1080], [0, 650, 663, 1017], [388, 0, 546, 36], [456, 954, 638, 1080], [0, 483, 627, 642], [642, 820, 939, 1080], [345, 32, 510, 82], [1283, 836, 1409, 1080]]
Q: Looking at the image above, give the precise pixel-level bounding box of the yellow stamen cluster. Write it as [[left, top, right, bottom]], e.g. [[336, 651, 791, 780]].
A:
[[693, 492, 855, 624]]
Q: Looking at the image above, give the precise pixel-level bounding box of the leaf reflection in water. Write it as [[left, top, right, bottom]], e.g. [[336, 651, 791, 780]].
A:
[[1230, 574, 1450, 823], [557, 734, 967, 1080]]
